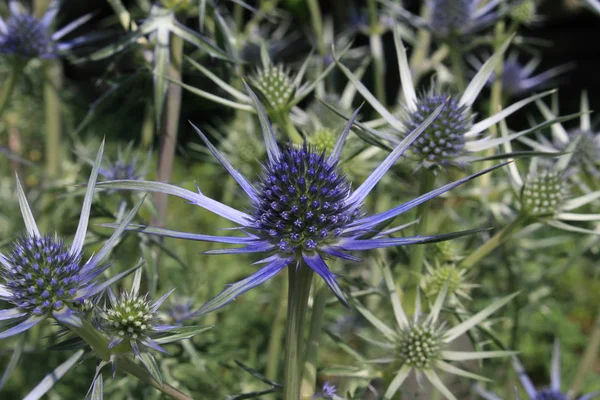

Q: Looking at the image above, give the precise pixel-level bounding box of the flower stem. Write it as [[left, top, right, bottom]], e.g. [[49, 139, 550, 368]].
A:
[[44, 59, 63, 178], [283, 265, 314, 400], [460, 215, 528, 269], [307, 0, 326, 97], [300, 281, 327, 398], [481, 18, 506, 188], [405, 169, 436, 310], [280, 113, 303, 144], [154, 34, 184, 227], [367, 0, 386, 105], [569, 307, 600, 398], [0, 64, 23, 120], [66, 318, 192, 400], [265, 276, 289, 381], [141, 100, 155, 149], [449, 37, 466, 92]]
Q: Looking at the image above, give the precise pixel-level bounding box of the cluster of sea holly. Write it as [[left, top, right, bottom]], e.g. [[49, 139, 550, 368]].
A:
[[0, 1, 599, 400]]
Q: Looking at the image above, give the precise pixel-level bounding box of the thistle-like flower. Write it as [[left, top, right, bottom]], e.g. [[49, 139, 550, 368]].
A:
[[0, 143, 142, 339], [387, 0, 514, 39], [98, 147, 150, 182], [467, 51, 570, 97], [421, 261, 475, 306], [336, 32, 553, 169], [100, 269, 176, 356], [163, 296, 195, 325], [520, 93, 600, 177], [475, 340, 599, 400], [97, 87, 504, 313], [0, 0, 94, 62], [356, 265, 516, 400], [177, 45, 342, 121], [500, 119, 600, 234]]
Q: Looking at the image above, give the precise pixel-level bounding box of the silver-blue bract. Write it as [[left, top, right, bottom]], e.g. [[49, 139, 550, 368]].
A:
[[96, 87, 505, 314], [0, 0, 94, 61], [0, 142, 142, 339]]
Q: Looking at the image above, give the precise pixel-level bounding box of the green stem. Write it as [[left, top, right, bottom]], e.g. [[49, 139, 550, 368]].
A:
[[481, 19, 506, 188], [283, 266, 314, 400], [406, 169, 436, 310], [569, 307, 600, 398], [141, 100, 155, 149], [367, 0, 386, 105], [154, 34, 183, 227], [300, 282, 327, 399], [280, 113, 303, 144], [44, 59, 63, 178], [460, 215, 528, 269], [307, 0, 326, 97], [0, 64, 24, 120], [66, 319, 192, 400], [449, 37, 466, 92], [265, 277, 289, 381]]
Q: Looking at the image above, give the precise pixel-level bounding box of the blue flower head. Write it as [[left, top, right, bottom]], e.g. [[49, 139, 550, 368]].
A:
[[388, 0, 509, 39], [0, 0, 94, 63], [403, 93, 472, 166], [0, 142, 143, 339], [336, 33, 556, 169], [430, 0, 476, 37], [97, 86, 504, 313]]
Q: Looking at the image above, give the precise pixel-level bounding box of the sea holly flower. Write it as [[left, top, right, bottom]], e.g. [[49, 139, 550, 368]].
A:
[[355, 265, 517, 400], [467, 51, 570, 98], [475, 340, 599, 400], [336, 31, 554, 169], [0, 0, 94, 63], [100, 269, 176, 356], [500, 119, 600, 235], [162, 295, 195, 325], [421, 260, 475, 307], [97, 86, 505, 313], [519, 93, 600, 178], [172, 44, 345, 120], [386, 0, 516, 40], [0, 142, 143, 339]]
